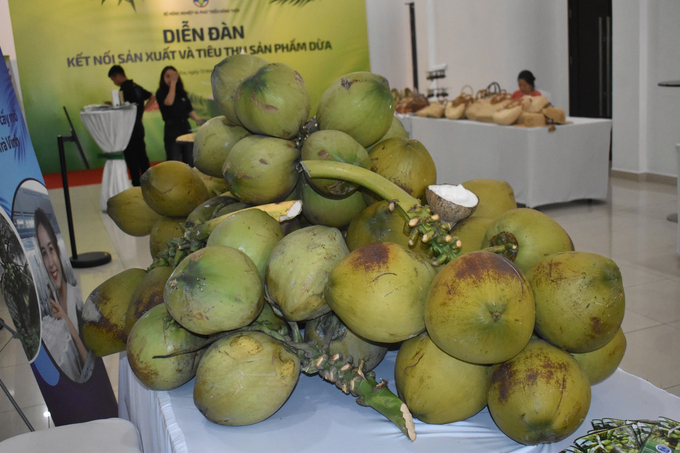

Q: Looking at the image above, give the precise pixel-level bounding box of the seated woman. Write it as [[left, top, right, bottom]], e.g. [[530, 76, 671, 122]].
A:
[[511, 70, 541, 100]]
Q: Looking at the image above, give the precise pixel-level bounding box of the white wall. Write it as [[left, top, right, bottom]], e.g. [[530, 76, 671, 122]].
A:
[[365, 0, 412, 89], [612, 0, 680, 178], [366, 0, 569, 111]]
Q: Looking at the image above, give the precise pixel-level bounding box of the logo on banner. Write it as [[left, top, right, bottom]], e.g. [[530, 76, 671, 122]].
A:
[[194, 0, 208, 7]]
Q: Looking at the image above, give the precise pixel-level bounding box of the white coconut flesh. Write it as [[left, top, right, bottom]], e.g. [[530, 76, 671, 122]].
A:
[[428, 184, 478, 208]]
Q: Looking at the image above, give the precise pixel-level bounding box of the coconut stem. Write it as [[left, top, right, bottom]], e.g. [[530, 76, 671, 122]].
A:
[[301, 160, 462, 266], [242, 321, 415, 441]]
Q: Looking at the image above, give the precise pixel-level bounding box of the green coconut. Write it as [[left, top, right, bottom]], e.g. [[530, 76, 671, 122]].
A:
[[141, 161, 210, 217], [126, 304, 211, 390], [572, 328, 627, 385], [299, 177, 367, 229], [185, 195, 242, 228], [325, 242, 437, 343], [483, 208, 574, 275], [215, 201, 252, 218], [234, 62, 311, 139], [345, 200, 423, 254], [194, 331, 300, 426], [266, 226, 348, 321], [527, 251, 625, 353], [304, 312, 388, 372], [451, 217, 494, 255], [165, 245, 263, 335], [206, 208, 284, 279], [124, 265, 174, 335], [366, 116, 410, 152], [487, 338, 591, 445], [82, 268, 147, 356], [317, 72, 395, 147], [211, 54, 268, 125], [395, 332, 490, 424], [223, 135, 300, 204], [300, 130, 371, 197], [149, 217, 185, 259], [425, 251, 535, 364], [106, 186, 163, 236], [192, 167, 230, 199], [193, 116, 251, 178], [462, 179, 517, 220], [367, 137, 437, 203]]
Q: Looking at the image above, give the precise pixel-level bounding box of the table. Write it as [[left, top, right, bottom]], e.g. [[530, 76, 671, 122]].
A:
[[397, 116, 613, 208], [80, 105, 136, 211], [118, 351, 680, 453]]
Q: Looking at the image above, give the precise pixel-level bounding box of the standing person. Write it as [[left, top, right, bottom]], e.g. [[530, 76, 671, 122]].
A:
[[34, 208, 89, 382], [511, 70, 542, 100], [156, 66, 205, 165], [108, 65, 154, 186]]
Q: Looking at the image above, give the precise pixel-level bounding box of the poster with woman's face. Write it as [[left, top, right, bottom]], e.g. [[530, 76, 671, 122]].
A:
[[11, 179, 91, 384]]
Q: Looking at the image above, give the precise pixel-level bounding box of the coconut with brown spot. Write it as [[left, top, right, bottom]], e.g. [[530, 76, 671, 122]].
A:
[[527, 251, 625, 353], [487, 337, 591, 445], [324, 242, 437, 343], [424, 251, 535, 364]]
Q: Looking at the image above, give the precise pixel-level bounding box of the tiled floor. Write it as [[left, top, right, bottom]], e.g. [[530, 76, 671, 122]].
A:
[[0, 175, 679, 442]]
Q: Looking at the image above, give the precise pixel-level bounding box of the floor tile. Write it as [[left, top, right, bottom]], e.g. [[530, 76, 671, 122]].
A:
[[622, 279, 680, 324], [619, 324, 680, 389], [666, 385, 680, 398], [0, 404, 51, 442], [621, 309, 663, 334]]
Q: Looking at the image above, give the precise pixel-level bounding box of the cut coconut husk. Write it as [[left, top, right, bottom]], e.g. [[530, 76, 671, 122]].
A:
[[426, 184, 478, 225]]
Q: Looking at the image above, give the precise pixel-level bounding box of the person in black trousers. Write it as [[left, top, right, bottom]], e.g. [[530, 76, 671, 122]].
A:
[[155, 66, 205, 165], [108, 65, 154, 186]]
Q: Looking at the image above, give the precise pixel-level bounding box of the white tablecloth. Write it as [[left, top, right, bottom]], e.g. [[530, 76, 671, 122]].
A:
[[398, 116, 613, 208], [676, 144, 680, 254], [118, 350, 680, 453], [79, 105, 136, 211]]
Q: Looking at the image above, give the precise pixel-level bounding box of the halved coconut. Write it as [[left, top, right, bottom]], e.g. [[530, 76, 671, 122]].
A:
[[426, 184, 478, 225]]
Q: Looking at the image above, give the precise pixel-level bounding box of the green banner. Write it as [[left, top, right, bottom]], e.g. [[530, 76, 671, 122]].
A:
[[9, 0, 369, 174]]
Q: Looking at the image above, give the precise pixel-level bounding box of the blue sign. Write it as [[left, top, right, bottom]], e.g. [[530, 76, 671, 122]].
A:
[[0, 47, 117, 426]]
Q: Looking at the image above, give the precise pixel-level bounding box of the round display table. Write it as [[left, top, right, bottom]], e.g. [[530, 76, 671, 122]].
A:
[[79, 104, 136, 211]]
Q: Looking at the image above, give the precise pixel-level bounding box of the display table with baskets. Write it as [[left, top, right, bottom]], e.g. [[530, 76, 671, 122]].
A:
[[397, 115, 613, 208]]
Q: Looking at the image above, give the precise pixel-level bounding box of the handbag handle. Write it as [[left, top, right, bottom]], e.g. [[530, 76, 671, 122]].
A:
[[486, 82, 502, 95]]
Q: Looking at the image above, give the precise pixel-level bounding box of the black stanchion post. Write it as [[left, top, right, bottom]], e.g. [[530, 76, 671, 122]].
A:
[[55, 122, 112, 268], [407, 2, 419, 92]]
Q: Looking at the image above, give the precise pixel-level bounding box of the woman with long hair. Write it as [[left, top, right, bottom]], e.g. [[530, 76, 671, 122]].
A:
[[156, 66, 205, 164], [34, 208, 87, 381]]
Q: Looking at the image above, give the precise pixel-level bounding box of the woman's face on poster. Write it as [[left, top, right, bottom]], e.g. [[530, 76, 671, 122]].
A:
[[37, 224, 63, 291]]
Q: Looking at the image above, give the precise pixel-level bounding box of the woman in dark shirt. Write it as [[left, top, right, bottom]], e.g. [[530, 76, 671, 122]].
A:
[[156, 66, 204, 164]]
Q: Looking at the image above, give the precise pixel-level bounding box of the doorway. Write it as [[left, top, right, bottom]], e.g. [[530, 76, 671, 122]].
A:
[[568, 0, 612, 119]]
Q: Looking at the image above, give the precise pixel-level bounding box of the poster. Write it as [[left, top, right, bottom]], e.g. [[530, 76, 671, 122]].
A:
[[0, 47, 118, 426], [8, 0, 370, 174]]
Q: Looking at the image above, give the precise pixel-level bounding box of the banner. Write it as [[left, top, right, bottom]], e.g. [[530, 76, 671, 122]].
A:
[[8, 0, 370, 174], [0, 47, 118, 426]]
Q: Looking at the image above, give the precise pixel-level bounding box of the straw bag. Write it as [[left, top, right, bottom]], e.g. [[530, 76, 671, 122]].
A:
[[416, 101, 446, 118], [466, 83, 511, 122], [492, 100, 524, 126], [395, 93, 430, 114], [465, 82, 502, 121], [526, 95, 550, 113], [445, 85, 474, 120], [515, 112, 547, 128], [475, 90, 512, 122]]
